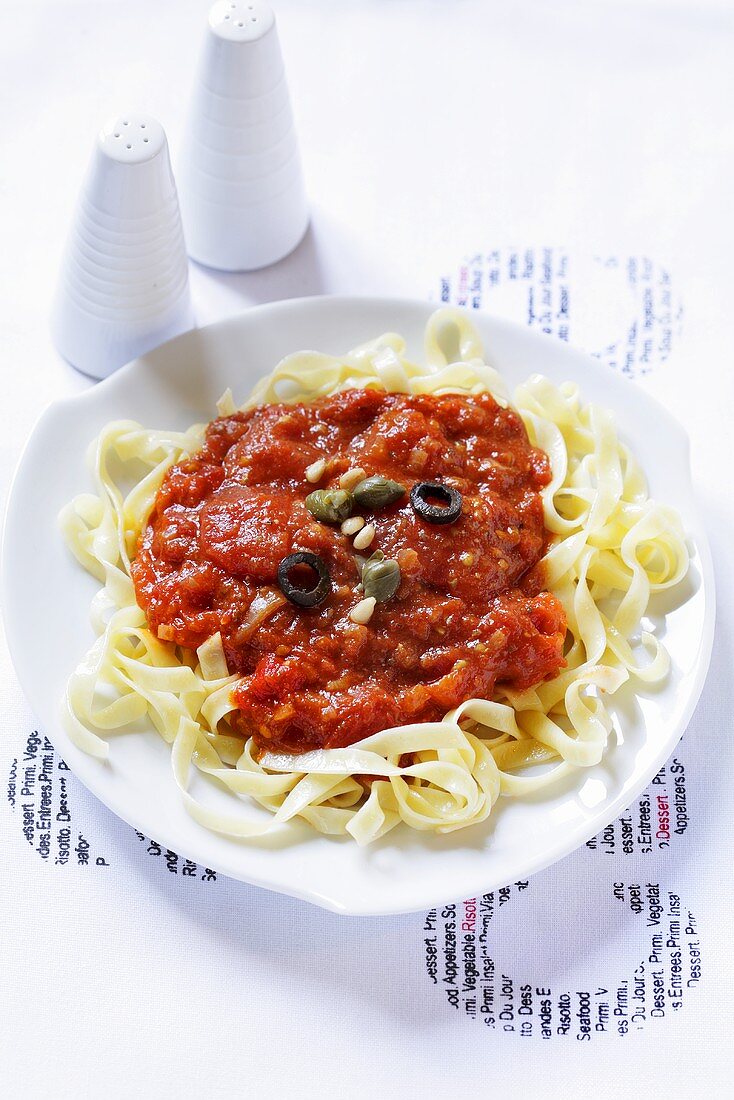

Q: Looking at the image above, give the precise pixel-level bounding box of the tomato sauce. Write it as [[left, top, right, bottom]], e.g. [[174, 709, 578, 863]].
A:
[[132, 389, 567, 753]]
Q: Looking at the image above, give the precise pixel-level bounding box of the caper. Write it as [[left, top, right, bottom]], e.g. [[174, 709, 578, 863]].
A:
[[305, 488, 353, 524], [362, 554, 401, 603], [355, 549, 383, 580], [353, 475, 406, 510]]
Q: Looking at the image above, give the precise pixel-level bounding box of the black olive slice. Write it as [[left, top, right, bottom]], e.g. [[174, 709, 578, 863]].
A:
[[410, 481, 463, 525], [277, 552, 331, 607]]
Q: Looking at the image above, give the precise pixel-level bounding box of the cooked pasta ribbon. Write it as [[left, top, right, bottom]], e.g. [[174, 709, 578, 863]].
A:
[[61, 309, 688, 844]]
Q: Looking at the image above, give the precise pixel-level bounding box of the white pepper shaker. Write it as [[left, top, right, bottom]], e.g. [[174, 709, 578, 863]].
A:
[[51, 113, 194, 380], [177, 1, 309, 271]]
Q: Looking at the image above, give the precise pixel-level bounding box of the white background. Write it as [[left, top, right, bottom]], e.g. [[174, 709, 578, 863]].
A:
[[1, 1, 733, 1096]]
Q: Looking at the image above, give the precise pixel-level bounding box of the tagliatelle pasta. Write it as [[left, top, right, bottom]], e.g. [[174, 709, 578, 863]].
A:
[[60, 309, 689, 844]]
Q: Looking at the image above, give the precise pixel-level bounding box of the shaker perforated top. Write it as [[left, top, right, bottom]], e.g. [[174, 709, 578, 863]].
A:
[[98, 114, 166, 165], [209, 1, 275, 42]]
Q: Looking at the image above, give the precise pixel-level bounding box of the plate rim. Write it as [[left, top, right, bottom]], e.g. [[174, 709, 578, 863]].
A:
[[1, 295, 716, 914]]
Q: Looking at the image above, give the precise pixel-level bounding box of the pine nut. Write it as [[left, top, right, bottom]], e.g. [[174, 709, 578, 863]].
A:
[[339, 467, 366, 492], [349, 597, 376, 624], [305, 458, 327, 483], [353, 523, 375, 550], [341, 516, 365, 536]]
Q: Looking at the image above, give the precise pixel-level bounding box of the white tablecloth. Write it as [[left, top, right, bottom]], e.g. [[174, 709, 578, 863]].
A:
[[1, 1, 732, 1095]]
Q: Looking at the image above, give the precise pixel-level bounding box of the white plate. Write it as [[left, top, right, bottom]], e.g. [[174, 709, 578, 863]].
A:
[[2, 297, 715, 915]]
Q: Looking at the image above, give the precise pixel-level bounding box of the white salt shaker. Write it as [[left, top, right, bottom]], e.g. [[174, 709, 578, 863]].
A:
[[51, 113, 194, 380], [177, 1, 309, 271]]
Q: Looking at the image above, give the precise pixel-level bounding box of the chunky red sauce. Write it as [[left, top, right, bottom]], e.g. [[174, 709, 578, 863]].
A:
[[132, 389, 566, 753]]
